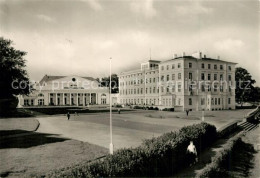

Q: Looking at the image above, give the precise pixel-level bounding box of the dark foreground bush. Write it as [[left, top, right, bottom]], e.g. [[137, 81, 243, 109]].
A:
[[162, 108, 175, 112], [46, 123, 217, 177]]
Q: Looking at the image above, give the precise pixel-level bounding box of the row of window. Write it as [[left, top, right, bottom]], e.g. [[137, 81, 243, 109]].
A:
[[161, 63, 181, 70], [120, 71, 158, 79], [120, 73, 233, 86], [200, 73, 232, 81], [188, 97, 232, 106], [24, 99, 44, 106]]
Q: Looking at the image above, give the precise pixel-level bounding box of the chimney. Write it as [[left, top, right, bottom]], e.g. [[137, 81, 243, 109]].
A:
[[218, 56, 220, 60], [183, 52, 186, 57], [204, 55, 206, 58], [199, 52, 202, 59], [174, 54, 177, 58]]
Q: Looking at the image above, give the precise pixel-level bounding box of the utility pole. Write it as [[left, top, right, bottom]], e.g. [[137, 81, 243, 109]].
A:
[[109, 57, 113, 154]]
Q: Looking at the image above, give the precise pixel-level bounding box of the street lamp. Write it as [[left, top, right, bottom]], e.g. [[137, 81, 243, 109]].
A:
[[109, 57, 114, 154]]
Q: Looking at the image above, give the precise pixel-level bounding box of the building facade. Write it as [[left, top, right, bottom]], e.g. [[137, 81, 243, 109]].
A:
[[118, 53, 236, 111], [18, 75, 110, 107]]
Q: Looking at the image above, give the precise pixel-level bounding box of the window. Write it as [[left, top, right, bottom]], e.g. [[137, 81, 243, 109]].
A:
[[214, 64, 217, 69], [220, 65, 223, 70], [141, 88, 143, 94], [149, 78, 151, 83], [228, 75, 231, 81], [220, 85, 223, 92], [166, 75, 169, 81], [38, 99, 44, 106], [208, 74, 211, 80], [178, 84, 181, 92], [202, 85, 205, 92], [146, 88, 148, 94], [167, 87, 169, 92], [172, 85, 175, 92], [153, 78, 156, 83], [228, 98, 231, 104], [214, 85, 218, 92], [214, 74, 217, 80], [24, 99, 29, 106], [228, 66, 231, 71], [220, 74, 223, 80], [215, 98, 217, 105], [201, 98, 205, 105], [189, 73, 192, 80], [161, 86, 164, 93], [189, 63, 192, 68], [172, 64, 175, 69], [161, 75, 164, 81], [178, 73, 181, 80], [167, 65, 169, 70], [201, 63, 205, 69], [149, 87, 152, 93], [161, 66, 164, 70], [201, 73, 205, 80], [172, 74, 175, 80], [153, 87, 156, 93], [208, 64, 211, 69], [218, 98, 220, 105], [189, 98, 192, 105], [178, 63, 181, 68]]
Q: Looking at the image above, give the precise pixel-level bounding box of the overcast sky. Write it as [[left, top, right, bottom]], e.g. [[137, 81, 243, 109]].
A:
[[0, 0, 259, 85]]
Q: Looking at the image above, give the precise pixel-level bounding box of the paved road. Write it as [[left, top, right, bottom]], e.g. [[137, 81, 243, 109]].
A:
[[36, 109, 249, 150]]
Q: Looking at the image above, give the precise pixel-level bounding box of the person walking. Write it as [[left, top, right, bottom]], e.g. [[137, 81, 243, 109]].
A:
[[187, 141, 198, 166], [118, 108, 121, 114], [67, 112, 70, 120], [186, 109, 190, 116]]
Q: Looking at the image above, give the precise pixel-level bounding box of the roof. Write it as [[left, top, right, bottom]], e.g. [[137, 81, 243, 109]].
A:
[[160, 56, 237, 64], [39, 75, 97, 84]]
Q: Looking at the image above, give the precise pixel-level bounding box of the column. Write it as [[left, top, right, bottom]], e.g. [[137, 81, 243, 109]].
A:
[[48, 93, 51, 105], [83, 93, 85, 106], [76, 93, 79, 106], [63, 93, 65, 105], [69, 93, 72, 106], [55, 93, 58, 106]]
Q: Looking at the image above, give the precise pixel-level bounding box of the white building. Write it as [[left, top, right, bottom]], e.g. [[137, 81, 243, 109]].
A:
[[18, 75, 110, 107], [118, 53, 236, 111]]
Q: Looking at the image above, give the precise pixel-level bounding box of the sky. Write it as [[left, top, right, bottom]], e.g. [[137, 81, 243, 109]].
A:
[[0, 0, 259, 86]]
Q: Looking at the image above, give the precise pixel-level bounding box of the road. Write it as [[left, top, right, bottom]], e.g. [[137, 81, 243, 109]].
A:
[[36, 109, 249, 150]]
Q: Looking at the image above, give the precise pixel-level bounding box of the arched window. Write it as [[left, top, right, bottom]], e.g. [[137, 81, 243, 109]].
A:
[[38, 93, 44, 97]]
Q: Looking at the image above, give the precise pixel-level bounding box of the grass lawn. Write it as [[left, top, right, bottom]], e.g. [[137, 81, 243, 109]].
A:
[[0, 132, 108, 177]]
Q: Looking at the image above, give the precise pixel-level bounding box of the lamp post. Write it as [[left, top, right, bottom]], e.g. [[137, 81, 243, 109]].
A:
[[109, 57, 113, 154]]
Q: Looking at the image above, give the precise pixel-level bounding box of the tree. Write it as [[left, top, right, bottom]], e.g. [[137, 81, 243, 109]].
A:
[[0, 37, 31, 110], [235, 67, 256, 106], [100, 74, 119, 93]]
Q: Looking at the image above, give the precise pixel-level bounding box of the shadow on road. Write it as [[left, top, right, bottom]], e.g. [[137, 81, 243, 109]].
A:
[[0, 130, 68, 149]]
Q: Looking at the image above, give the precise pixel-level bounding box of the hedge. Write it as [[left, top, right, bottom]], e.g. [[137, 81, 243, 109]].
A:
[[46, 122, 217, 177], [196, 132, 245, 178]]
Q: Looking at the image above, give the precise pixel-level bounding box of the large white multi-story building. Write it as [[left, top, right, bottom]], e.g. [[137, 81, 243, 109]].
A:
[[118, 53, 236, 111], [18, 75, 110, 107]]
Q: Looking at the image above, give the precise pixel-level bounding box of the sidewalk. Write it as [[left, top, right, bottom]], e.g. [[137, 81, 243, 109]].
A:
[[175, 131, 242, 177]]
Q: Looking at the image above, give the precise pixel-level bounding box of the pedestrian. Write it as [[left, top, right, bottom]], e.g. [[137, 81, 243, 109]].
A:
[[187, 141, 198, 166], [186, 109, 190, 116], [118, 108, 121, 114], [67, 112, 70, 120]]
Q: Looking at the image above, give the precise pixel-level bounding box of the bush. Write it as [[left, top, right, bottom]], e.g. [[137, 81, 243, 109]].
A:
[[46, 123, 217, 177], [162, 108, 175, 112]]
